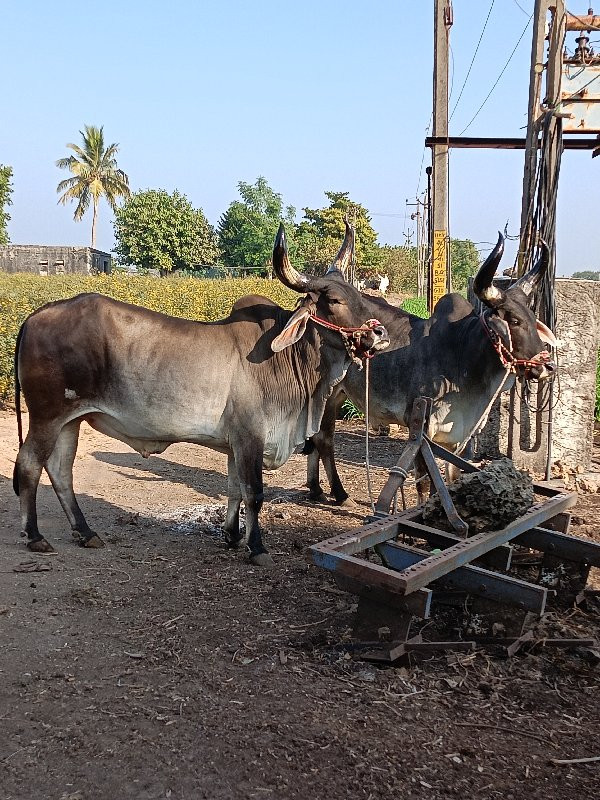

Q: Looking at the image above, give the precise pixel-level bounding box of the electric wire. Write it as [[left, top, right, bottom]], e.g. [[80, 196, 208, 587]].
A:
[[512, 0, 530, 14], [457, 13, 533, 136], [449, 0, 495, 122]]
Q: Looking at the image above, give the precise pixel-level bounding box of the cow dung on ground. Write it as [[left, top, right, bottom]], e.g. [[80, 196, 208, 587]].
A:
[[422, 457, 534, 534]]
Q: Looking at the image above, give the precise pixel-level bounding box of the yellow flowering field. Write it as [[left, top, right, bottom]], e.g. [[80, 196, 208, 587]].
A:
[[0, 273, 296, 403]]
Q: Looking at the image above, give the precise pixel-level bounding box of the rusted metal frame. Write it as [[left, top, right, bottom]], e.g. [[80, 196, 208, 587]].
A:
[[310, 548, 432, 617], [310, 512, 418, 557], [363, 637, 476, 664], [374, 397, 431, 516], [391, 517, 513, 571], [425, 438, 480, 473], [419, 438, 469, 535], [377, 541, 547, 614], [516, 526, 600, 566], [381, 492, 576, 596], [477, 633, 597, 655], [542, 511, 571, 532], [334, 574, 432, 619]]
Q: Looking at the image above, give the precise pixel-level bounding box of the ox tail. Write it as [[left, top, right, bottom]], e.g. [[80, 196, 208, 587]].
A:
[[13, 322, 25, 496], [301, 438, 315, 456]]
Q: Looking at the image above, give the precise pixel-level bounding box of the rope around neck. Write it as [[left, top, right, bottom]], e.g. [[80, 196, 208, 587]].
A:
[[310, 314, 382, 368]]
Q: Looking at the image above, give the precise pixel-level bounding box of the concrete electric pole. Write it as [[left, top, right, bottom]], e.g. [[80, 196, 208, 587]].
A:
[[429, 0, 453, 313]]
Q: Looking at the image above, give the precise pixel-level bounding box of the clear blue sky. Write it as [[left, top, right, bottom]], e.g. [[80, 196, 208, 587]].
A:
[[1, 0, 597, 274]]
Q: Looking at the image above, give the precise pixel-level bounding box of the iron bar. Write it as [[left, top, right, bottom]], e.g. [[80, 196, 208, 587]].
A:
[[378, 541, 547, 613]]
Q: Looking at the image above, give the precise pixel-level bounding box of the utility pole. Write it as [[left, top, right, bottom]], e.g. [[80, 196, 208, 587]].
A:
[[518, 0, 566, 277], [407, 196, 429, 298], [430, 0, 453, 313]]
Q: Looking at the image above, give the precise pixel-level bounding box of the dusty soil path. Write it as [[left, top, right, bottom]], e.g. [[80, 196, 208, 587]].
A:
[[1, 412, 599, 800]]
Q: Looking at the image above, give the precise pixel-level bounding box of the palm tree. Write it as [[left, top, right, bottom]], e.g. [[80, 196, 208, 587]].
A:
[[56, 125, 130, 248]]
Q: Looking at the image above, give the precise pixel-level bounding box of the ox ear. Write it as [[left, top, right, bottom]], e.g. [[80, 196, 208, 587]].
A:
[[536, 319, 557, 347], [271, 308, 311, 352]]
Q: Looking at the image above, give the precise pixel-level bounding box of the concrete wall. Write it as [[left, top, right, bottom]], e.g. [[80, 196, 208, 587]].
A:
[[473, 279, 600, 473], [0, 245, 111, 275]]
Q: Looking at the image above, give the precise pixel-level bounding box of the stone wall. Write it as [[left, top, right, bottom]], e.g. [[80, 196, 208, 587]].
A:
[[473, 279, 600, 473], [0, 245, 111, 274]]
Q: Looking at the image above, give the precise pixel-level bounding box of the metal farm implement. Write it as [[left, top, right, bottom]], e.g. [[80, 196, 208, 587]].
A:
[[310, 398, 600, 662]]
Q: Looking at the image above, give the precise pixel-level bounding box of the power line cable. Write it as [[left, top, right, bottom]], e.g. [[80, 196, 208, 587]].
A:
[[415, 114, 433, 197], [457, 13, 533, 136], [512, 0, 530, 14], [449, 0, 495, 122]]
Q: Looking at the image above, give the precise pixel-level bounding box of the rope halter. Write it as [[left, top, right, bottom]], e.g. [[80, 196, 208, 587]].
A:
[[309, 314, 384, 369], [479, 312, 554, 378]]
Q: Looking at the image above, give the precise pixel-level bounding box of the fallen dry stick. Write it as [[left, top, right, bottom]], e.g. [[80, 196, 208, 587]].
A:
[[550, 755, 600, 766]]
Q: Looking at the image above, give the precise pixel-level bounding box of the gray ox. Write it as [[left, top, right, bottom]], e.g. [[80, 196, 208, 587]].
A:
[[305, 233, 557, 506], [13, 224, 389, 565]]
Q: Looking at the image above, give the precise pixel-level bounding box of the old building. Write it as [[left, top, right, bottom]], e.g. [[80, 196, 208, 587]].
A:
[[0, 245, 111, 275]]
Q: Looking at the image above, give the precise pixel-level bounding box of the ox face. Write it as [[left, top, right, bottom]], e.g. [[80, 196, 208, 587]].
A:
[[271, 223, 389, 360], [473, 233, 557, 380]]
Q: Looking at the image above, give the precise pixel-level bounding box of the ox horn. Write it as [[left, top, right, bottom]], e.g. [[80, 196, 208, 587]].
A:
[[473, 231, 505, 308], [512, 239, 549, 298], [272, 223, 312, 292], [326, 218, 355, 277]]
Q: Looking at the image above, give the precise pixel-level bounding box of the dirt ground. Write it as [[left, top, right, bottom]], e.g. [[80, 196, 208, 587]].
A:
[[1, 411, 599, 800]]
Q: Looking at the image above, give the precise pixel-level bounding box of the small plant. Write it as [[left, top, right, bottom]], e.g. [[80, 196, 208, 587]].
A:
[[341, 398, 364, 420]]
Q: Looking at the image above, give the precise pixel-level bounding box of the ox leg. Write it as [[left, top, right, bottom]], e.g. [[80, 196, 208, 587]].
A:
[[223, 455, 245, 548], [231, 442, 271, 567], [14, 425, 60, 552], [306, 393, 352, 506], [44, 420, 104, 549]]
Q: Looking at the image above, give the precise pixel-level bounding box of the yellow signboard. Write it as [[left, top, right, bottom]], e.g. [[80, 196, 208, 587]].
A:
[[431, 229, 447, 310]]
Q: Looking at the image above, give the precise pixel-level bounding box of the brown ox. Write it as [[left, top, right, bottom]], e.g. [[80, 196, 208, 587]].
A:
[[13, 224, 388, 565]]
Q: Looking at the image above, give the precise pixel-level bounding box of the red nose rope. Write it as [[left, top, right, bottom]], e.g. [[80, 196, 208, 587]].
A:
[[309, 314, 383, 368], [479, 313, 552, 375]]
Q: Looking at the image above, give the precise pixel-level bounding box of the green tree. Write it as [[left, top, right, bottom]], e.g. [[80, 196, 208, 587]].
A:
[[297, 191, 382, 274], [450, 239, 480, 294], [56, 125, 130, 248], [571, 270, 600, 281], [379, 245, 419, 294], [0, 164, 13, 245], [114, 189, 219, 273], [218, 177, 296, 272]]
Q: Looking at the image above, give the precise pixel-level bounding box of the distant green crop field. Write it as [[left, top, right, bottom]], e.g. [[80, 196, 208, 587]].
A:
[[400, 296, 428, 318], [0, 272, 296, 404]]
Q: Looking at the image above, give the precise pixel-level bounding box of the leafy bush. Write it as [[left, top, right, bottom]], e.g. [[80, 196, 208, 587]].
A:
[[0, 273, 296, 404]]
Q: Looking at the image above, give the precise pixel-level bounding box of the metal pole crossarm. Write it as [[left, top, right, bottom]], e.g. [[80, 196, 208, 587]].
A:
[[565, 12, 600, 30], [425, 135, 600, 149]]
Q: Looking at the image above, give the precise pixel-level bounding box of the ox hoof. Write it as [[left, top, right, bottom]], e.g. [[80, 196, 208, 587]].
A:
[[308, 491, 328, 504], [336, 497, 358, 509], [249, 552, 275, 568], [225, 533, 246, 549], [27, 538, 55, 554], [82, 534, 105, 549]]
